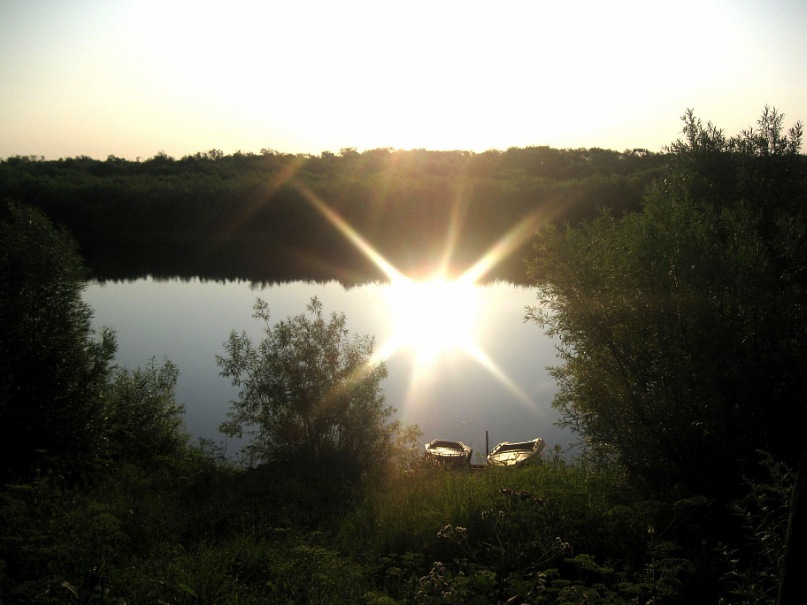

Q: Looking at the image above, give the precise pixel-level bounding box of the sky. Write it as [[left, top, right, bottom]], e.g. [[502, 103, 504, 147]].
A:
[[1, 0, 806, 160]]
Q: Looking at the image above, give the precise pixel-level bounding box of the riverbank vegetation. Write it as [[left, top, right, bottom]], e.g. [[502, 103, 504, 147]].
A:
[[0, 145, 665, 283], [0, 441, 793, 604], [2, 108, 806, 603]]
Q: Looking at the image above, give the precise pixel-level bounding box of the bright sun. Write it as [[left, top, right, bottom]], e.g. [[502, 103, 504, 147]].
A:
[[381, 276, 480, 364]]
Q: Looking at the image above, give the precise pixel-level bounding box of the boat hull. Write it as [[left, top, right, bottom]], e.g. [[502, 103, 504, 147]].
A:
[[487, 438, 546, 467], [424, 439, 472, 468]]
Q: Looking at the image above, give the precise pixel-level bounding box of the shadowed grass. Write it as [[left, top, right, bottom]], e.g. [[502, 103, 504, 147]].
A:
[[1, 449, 790, 604], [340, 453, 635, 563]]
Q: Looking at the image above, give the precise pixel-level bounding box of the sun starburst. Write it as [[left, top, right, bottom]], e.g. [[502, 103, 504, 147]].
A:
[[294, 182, 544, 410]]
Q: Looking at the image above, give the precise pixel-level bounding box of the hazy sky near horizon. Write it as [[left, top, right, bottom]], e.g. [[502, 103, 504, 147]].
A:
[[2, 0, 806, 160]]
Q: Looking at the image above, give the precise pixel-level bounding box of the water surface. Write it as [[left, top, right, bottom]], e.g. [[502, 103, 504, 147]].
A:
[[84, 278, 572, 460]]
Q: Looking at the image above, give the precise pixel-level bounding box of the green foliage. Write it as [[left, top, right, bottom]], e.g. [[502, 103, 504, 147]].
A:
[[720, 452, 794, 605], [218, 297, 396, 484], [526, 108, 807, 499], [0, 201, 116, 482], [0, 476, 129, 604], [0, 460, 376, 604], [104, 358, 189, 468], [102, 532, 373, 605]]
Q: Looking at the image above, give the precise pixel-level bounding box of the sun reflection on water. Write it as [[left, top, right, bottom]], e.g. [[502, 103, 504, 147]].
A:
[[378, 276, 479, 364]]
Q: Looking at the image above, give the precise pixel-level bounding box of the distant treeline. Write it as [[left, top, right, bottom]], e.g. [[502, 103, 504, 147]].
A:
[[0, 146, 667, 283]]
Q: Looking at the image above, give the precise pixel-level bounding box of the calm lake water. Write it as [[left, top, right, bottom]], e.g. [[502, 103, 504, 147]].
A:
[[83, 278, 573, 460]]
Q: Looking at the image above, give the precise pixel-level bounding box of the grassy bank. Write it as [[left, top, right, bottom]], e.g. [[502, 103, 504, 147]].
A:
[[4, 446, 788, 604]]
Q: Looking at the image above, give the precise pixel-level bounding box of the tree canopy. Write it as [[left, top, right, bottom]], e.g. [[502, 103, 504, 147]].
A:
[[0, 146, 665, 283], [527, 108, 807, 499], [217, 297, 396, 482]]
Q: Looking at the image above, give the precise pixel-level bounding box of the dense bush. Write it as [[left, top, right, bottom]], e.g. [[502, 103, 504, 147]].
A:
[[0, 201, 116, 482], [527, 108, 807, 501]]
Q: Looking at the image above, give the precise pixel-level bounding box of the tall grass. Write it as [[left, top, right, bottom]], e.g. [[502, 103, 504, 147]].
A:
[[341, 454, 632, 558], [342, 467, 493, 556], [337, 455, 682, 603]]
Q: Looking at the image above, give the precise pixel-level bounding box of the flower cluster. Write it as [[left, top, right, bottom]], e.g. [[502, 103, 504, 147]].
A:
[[417, 561, 454, 603], [554, 536, 572, 554], [436, 524, 467, 540], [481, 508, 506, 521], [499, 487, 545, 505]]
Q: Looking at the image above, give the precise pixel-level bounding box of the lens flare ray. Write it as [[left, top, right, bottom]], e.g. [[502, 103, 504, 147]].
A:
[[459, 210, 545, 284], [295, 183, 543, 414], [295, 183, 405, 282], [215, 154, 309, 247]]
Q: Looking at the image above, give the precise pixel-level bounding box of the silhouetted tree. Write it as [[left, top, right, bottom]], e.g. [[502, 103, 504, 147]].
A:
[[0, 201, 116, 481]]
